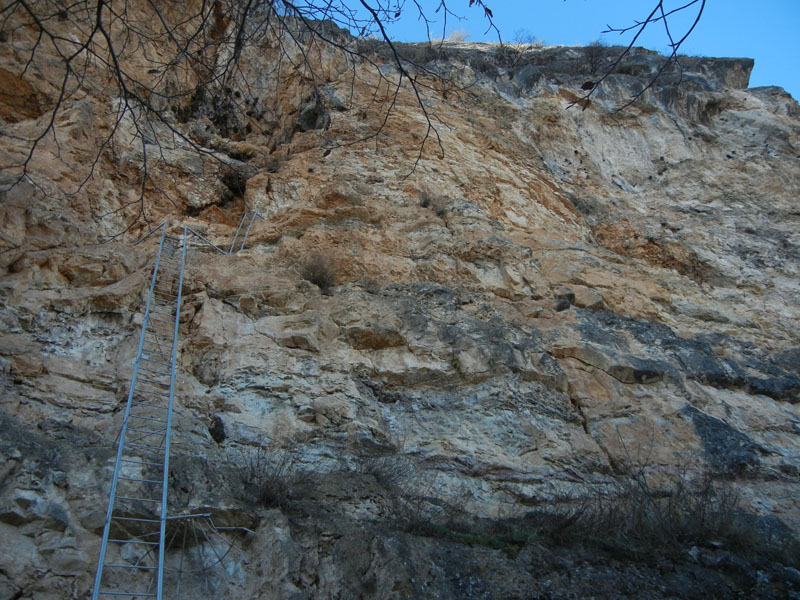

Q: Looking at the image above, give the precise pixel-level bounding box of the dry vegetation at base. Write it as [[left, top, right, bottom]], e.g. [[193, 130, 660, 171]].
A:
[[300, 253, 336, 293], [402, 464, 799, 571], [236, 447, 298, 509], [233, 445, 799, 571]]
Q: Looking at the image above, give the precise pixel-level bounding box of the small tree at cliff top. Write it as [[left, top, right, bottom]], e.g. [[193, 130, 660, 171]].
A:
[[0, 0, 705, 235]]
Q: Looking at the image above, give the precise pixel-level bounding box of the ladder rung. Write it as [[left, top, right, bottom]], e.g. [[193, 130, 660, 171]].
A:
[[136, 376, 169, 384], [142, 337, 172, 345], [147, 311, 174, 321], [139, 364, 171, 370], [130, 401, 167, 410], [143, 338, 172, 346], [117, 496, 162, 504], [133, 388, 170, 396], [127, 435, 164, 446], [128, 415, 167, 423], [145, 329, 174, 338], [139, 367, 170, 375], [134, 393, 170, 402], [118, 477, 163, 484], [112, 516, 160, 523], [136, 370, 171, 380], [120, 458, 163, 467], [143, 331, 171, 338], [124, 443, 164, 450], [137, 376, 170, 384], [133, 390, 171, 399], [99, 591, 157, 597], [127, 427, 167, 436], [140, 352, 172, 360], [134, 389, 171, 397], [145, 312, 173, 319], [130, 401, 168, 410], [108, 538, 159, 546], [103, 563, 158, 570], [140, 357, 170, 365], [147, 314, 173, 322], [128, 427, 167, 437], [140, 354, 170, 363], [145, 328, 173, 338], [138, 371, 170, 380], [136, 378, 170, 386], [147, 318, 173, 325]]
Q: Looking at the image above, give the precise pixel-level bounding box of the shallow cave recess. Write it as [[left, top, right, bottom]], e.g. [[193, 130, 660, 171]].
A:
[[183, 167, 249, 226]]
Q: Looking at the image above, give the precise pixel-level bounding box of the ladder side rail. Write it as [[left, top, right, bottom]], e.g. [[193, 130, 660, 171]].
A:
[[92, 222, 168, 600], [228, 213, 247, 254], [156, 226, 188, 599], [239, 211, 258, 252], [185, 226, 229, 255], [132, 220, 168, 247]]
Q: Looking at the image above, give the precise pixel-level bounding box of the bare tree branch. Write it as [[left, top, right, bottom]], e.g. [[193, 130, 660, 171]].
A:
[[1, 0, 704, 236], [570, 0, 705, 111]]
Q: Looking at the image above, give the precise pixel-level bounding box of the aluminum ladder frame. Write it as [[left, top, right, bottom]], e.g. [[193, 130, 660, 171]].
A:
[[228, 211, 264, 254], [92, 224, 187, 599]]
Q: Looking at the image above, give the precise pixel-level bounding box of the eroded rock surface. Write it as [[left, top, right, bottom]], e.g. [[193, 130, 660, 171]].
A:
[[1, 15, 799, 600]]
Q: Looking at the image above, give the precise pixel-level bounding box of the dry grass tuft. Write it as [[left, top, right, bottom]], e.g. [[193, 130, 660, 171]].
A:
[[300, 253, 336, 293]]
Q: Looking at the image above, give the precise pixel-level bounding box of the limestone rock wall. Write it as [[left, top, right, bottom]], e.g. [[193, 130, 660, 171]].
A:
[[1, 16, 799, 600]]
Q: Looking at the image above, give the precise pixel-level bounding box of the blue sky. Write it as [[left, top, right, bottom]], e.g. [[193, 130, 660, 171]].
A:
[[377, 0, 799, 99]]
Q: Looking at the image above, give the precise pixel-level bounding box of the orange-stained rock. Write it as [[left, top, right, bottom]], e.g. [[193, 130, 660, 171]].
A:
[[0, 12, 799, 598]]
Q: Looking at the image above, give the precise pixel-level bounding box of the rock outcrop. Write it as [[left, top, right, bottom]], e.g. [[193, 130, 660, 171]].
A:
[[1, 12, 799, 600]]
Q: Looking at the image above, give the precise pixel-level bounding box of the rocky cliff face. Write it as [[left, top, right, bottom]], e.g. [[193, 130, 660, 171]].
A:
[[1, 15, 799, 600]]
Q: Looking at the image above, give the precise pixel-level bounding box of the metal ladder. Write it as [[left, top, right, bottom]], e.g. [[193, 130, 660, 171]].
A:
[[228, 211, 264, 254], [92, 224, 187, 599]]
